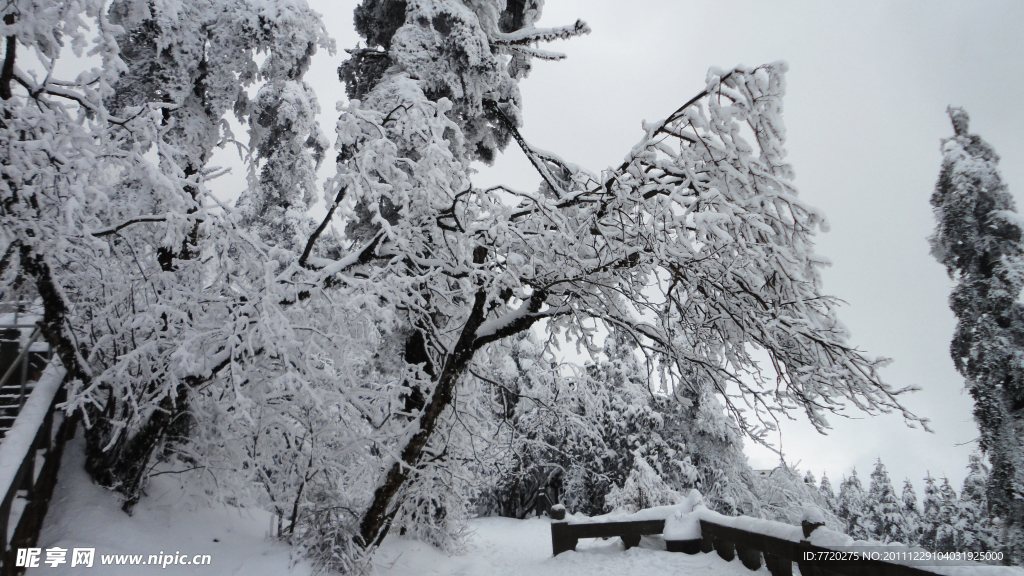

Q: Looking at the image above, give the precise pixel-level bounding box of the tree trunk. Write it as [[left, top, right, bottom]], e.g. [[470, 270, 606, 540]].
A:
[[356, 247, 487, 548]]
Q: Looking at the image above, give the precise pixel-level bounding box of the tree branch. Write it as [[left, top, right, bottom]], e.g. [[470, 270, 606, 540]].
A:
[[91, 215, 170, 237], [299, 185, 347, 268], [0, 15, 14, 101], [483, 99, 571, 198]]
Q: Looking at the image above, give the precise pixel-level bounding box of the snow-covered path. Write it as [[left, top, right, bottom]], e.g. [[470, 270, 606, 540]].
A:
[[30, 437, 314, 575], [30, 436, 757, 575]]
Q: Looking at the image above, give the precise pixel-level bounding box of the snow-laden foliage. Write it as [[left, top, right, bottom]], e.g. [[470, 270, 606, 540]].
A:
[[474, 332, 840, 527], [819, 473, 837, 513], [901, 478, 921, 546], [471, 333, 759, 520], [316, 0, 925, 561], [469, 331, 589, 518], [956, 452, 999, 554], [920, 473, 941, 551], [864, 459, 910, 543], [836, 470, 869, 540], [604, 457, 683, 513], [236, 78, 329, 248], [929, 106, 1024, 564], [934, 477, 959, 553], [754, 464, 841, 530], [0, 0, 336, 514], [2, 0, 931, 570]]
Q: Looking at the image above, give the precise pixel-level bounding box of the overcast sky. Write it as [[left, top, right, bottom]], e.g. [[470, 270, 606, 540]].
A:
[[228, 0, 1024, 494]]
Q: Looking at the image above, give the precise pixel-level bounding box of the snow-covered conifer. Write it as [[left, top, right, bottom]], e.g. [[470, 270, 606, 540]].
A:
[[820, 473, 837, 514], [837, 471, 870, 540], [920, 473, 941, 551], [935, 477, 959, 553], [866, 459, 910, 543], [957, 453, 998, 553], [902, 479, 921, 546], [929, 107, 1024, 563], [236, 79, 329, 248]]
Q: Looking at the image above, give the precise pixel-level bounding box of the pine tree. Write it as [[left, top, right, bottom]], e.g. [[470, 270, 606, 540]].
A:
[[866, 459, 910, 543], [934, 478, 959, 552], [805, 471, 817, 487], [902, 479, 921, 546], [837, 470, 870, 540], [920, 473, 941, 551], [957, 453, 997, 553], [929, 106, 1024, 564], [820, 473, 838, 515]]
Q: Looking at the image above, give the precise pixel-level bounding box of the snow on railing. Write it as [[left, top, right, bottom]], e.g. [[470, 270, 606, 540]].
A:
[[0, 326, 47, 418], [551, 491, 1022, 576], [0, 354, 77, 576]]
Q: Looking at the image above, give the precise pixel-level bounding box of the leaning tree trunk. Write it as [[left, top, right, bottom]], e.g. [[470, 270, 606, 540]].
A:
[[356, 248, 489, 547], [354, 247, 554, 548]]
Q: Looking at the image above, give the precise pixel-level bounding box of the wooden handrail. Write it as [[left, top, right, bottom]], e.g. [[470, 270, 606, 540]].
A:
[[551, 514, 965, 576], [0, 341, 71, 576], [0, 327, 42, 391]]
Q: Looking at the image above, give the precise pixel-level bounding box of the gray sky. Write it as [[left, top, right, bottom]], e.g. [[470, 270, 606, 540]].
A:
[[258, 0, 1024, 494]]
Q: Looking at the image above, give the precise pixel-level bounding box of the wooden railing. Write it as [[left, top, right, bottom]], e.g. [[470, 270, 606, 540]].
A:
[[0, 326, 49, 432], [552, 516, 946, 576], [698, 520, 940, 576], [0, 322, 76, 576]]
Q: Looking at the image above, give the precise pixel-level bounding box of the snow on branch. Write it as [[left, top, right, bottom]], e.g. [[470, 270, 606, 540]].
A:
[[507, 46, 567, 61], [490, 20, 591, 46]]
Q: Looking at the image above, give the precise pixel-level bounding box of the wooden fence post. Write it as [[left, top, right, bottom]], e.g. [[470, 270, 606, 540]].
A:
[[713, 536, 735, 562], [551, 521, 577, 555], [736, 543, 762, 571]]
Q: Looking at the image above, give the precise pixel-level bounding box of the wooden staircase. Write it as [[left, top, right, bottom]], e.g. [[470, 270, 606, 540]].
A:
[[0, 308, 74, 576], [0, 326, 50, 439]]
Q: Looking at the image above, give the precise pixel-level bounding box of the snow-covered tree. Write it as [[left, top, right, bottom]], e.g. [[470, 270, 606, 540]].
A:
[[837, 470, 870, 540], [902, 479, 921, 546], [1, 0, 338, 513], [865, 459, 909, 543], [236, 78, 329, 248], [755, 464, 841, 530], [321, 0, 925, 559], [1, 0, 931, 569], [956, 453, 998, 553], [820, 473, 837, 515], [935, 477, 959, 553], [476, 332, 763, 520], [920, 473, 941, 551], [929, 106, 1024, 563], [469, 331, 589, 518]]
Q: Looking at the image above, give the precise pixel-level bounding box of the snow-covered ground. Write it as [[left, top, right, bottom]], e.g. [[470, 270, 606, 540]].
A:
[[374, 519, 756, 576], [30, 437, 313, 575], [31, 436, 760, 575]]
